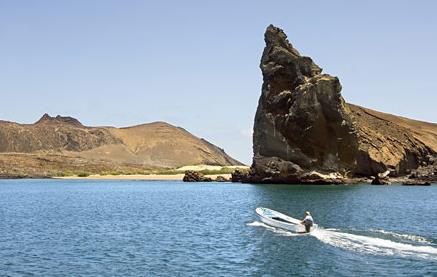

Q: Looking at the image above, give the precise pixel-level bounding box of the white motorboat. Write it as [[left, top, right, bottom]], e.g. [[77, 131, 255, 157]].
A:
[[255, 207, 317, 233]]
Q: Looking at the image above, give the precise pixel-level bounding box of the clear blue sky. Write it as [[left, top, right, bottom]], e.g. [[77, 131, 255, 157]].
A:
[[1, 1, 436, 165]]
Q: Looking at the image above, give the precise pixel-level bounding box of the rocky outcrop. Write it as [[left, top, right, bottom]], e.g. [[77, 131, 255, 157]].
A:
[[402, 181, 431, 186], [214, 176, 229, 182], [36, 113, 83, 126], [370, 170, 391, 185], [371, 176, 390, 185], [182, 171, 231, 182], [182, 171, 212, 182], [407, 163, 437, 183], [249, 25, 437, 184], [231, 170, 249, 183]]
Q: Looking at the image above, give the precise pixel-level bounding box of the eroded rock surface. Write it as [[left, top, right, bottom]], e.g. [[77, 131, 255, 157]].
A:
[[182, 171, 212, 182], [249, 25, 437, 183]]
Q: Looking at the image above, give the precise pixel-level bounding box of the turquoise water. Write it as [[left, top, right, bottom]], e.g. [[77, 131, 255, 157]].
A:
[[0, 180, 436, 276]]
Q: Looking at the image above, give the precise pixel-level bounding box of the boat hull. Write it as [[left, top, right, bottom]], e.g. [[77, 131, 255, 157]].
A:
[[256, 207, 317, 233]]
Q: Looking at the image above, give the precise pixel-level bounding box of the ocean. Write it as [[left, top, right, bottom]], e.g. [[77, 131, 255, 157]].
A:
[[1, 179, 436, 276]]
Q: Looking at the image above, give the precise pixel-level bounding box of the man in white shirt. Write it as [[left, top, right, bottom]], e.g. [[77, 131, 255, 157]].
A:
[[301, 211, 314, 233]]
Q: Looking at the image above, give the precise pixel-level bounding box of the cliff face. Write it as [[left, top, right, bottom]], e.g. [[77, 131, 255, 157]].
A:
[[250, 25, 437, 183]]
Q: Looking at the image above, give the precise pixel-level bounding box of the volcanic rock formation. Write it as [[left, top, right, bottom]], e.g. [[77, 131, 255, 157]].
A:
[[248, 25, 437, 183], [182, 171, 212, 182]]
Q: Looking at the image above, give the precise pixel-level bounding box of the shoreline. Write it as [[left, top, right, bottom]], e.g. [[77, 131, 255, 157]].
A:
[[0, 174, 434, 185], [53, 173, 232, 181]]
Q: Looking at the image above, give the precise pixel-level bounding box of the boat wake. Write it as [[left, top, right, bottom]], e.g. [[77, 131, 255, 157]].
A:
[[368, 228, 432, 244], [312, 228, 437, 260], [248, 221, 437, 260]]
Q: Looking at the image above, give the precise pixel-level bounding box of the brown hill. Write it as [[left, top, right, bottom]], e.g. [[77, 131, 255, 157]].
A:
[[248, 25, 437, 183], [348, 104, 437, 176], [0, 114, 242, 177], [0, 114, 119, 153]]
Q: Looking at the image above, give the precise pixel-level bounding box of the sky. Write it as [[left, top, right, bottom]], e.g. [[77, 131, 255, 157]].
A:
[[1, 1, 436, 165]]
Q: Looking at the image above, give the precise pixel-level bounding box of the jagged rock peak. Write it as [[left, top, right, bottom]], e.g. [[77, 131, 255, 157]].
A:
[[264, 24, 295, 50], [261, 25, 322, 85], [35, 113, 83, 126], [250, 25, 359, 183]]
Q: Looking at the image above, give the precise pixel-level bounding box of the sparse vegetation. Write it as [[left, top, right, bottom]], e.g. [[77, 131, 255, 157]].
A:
[[101, 169, 152, 176], [153, 169, 181, 175], [51, 171, 75, 177], [198, 167, 245, 175], [77, 172, 90, 177], [153, 166, 249, 176], [0, 153, 248, 178]]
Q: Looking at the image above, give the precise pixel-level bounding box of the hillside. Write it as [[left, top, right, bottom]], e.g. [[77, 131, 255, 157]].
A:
[[0, 114, 242, 177], [348, 104, 437, 176]]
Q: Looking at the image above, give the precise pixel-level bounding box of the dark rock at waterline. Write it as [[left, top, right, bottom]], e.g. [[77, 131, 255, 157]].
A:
[[371, 170, 391, 185], [407, 164, 437, 183], [249, 25, 437, 184], [371, 175, 391, 185], [408, 173, 417, 179], [215, 176, 229, 182], [182, 171, 230, 182], [402, 181, 431, 186], [182, 171, 212, 182], [231, 170, 249, 183]]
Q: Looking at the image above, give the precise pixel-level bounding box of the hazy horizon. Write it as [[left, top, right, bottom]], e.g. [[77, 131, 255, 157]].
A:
[[1, 1, 436, 164]]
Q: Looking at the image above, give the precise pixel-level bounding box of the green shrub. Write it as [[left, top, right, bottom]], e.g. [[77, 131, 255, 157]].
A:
[[77, 172, 90, 177]]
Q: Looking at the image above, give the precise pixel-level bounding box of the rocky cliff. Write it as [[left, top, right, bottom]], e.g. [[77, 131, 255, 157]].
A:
[[0, 114, 242, 177], [249, 25, 437, 183]]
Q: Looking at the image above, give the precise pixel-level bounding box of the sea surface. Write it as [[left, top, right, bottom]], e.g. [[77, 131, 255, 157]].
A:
[[0, 180, 436, 276]]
